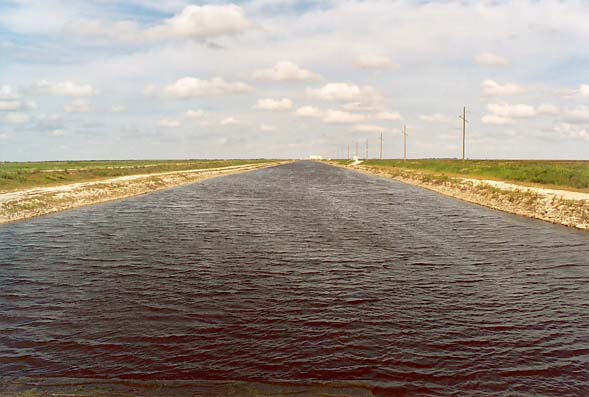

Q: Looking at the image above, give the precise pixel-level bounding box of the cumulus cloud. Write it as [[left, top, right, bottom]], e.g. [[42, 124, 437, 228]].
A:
[[375, 111, 402, 121], [307, 83, 380, 103], [481, 114, 514, 125], [221, 117, 239, 125], [252, 61, 319, 81], [475, 53, 509, 67], [158, 118, 180, 128], [0, 100, 36, 111], [482, 103, 543, 124], [482, 80, 524, 97], [354, 55, 397, 71], [31, 81, 96, 97], [255, 98, 294, 111], [322, 110, 366, 124], [537, 104, 559, 115], [353, 124, 389, 133], [487, 103, 536, 118], [64, 98, 92, 113], [65, 4, 252, 44], [185, 109, 206, 118], [0, 85, 19, 100], [563, 106, 589, 124], [560, 84, 589, 98], [554, 123, 589, 140], [260, 124, 276, 132], [420, 113, 450, 123], [293, 106, 323, 118], [1, 112, 30, 124], [158, 77, 250, 99]]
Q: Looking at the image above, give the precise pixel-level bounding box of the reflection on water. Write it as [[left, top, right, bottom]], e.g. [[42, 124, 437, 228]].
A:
[[1, 161, 588, 396]]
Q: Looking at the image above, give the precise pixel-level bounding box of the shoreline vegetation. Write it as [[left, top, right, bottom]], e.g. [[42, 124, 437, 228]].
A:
[[332, 159, 589, 231], [0, 160, 282, 225]]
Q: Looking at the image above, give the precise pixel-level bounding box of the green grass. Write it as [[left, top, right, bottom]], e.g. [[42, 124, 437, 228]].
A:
[[0, 159, 272, 192], [338, 159, 589, 191]]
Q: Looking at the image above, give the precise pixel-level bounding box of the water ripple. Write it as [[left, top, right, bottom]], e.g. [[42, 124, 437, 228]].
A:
[[1, 161, 588, 395]]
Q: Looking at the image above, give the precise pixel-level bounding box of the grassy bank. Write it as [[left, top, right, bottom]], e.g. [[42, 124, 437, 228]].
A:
[[0, 160, 271, 192], [336, 160, 589, 191]]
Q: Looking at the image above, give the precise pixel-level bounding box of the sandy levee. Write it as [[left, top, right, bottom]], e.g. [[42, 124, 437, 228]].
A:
[[334, 161, 589, 231], [0, 162, 284, 225]]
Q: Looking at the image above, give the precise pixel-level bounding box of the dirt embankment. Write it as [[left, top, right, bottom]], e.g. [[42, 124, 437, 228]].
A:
[[343, 163, 589, 231], [0, 162, 283, 225]]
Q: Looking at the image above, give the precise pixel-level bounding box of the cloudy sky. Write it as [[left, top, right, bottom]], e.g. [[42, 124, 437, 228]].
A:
[[1, 0, 589, 161]]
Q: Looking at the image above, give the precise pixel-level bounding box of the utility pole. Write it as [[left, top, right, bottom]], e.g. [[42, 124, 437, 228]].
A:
[[459, 106, 468, 160], [379, 132, 383, 160], [403, 125, 407, 160], [355, 142, 358, 158], [347, 144, 350, 160], [365, 138, 368, 159]]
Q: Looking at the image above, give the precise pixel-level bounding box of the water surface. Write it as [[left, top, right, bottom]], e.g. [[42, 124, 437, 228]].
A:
[[1, 161, 588, 396]]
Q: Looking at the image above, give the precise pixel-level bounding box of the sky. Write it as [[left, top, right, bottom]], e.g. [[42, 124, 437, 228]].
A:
[[1, 0, 589, 161]]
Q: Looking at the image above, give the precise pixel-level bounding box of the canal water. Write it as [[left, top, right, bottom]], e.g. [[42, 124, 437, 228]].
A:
[[1, 161, 588, 396]]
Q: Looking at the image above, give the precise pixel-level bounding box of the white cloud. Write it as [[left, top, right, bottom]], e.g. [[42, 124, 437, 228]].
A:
[[185, 109, 206, 118], [341, 102, 380, 112], [322, 110, 366, 124], [260, 124, 276, 132], [0, 100, 36, 111], [420, 113, 450, 123], [353, 124, 389, 133], [482, 80, 524, 97], [158, 118, 180, 128], [537, 104, 559, 115], [554, 123, 589, 141], [111, 105, 126, 112], [143, 84, 157, 96], [33, 81, 96, 97], [293, 106, 323, 118], [375, 111, 402, 121], [0, 85, 19, 100], [160, 77, 250, 99], [65, 4, 252, 44], [255, 98, 293, 111], [221, 117, 239, 125], [481, 114, 514, 125], [1, 112, 30, 124], [475, 53, 509, 67], [64, 98, 92, 113], [52, 129, 66, 136], [307, 83, 380, 102], [252, 61, 320, 81], [487, 103, 536, 118], [482, 103, 558, 125], [354, 55, 397, 71], [560, 84, 589, 98], [564, 106, 589, 124]]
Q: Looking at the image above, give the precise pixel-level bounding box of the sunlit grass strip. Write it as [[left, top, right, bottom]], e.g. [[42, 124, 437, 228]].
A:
[[340, 159, 589, 191], [0, 159, 272, 192]]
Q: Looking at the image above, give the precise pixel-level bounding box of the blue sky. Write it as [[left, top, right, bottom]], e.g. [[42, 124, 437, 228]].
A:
[[1, 0, 589, 161]]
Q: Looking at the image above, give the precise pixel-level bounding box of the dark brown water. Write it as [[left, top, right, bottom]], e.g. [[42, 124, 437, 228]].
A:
[[1, 161, 588, 396]]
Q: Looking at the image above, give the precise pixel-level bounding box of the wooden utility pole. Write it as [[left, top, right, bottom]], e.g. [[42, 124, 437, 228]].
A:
[[459, 106, 468, 160], [379, 132, 383, 160], [365, 138, 368, 159], [403, 125, 407, 160]]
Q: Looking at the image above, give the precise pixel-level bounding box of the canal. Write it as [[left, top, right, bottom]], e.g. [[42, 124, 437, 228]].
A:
[[1, 161, 588, 396]]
